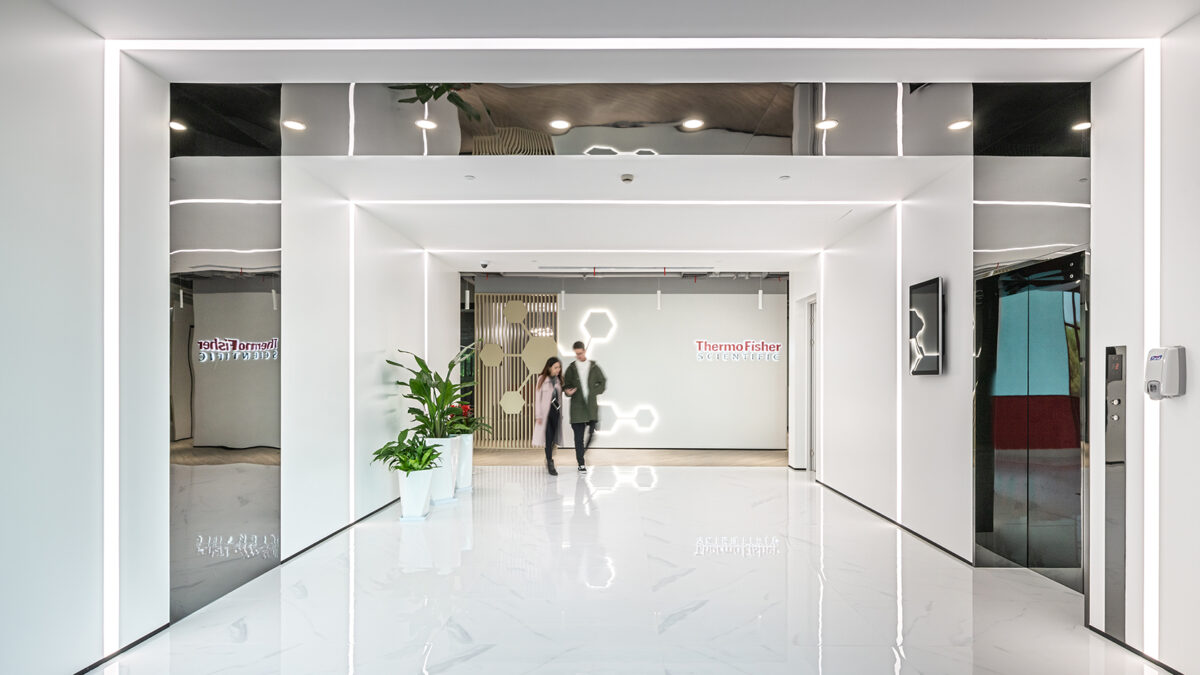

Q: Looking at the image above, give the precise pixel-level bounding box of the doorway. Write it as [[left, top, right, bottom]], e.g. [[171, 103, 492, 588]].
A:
[[974, 252, 1087, 591]]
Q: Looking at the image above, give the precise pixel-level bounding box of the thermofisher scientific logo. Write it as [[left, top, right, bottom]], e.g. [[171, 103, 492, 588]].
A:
[[196, 337, 280, 363], [695, 339, 782, 362]]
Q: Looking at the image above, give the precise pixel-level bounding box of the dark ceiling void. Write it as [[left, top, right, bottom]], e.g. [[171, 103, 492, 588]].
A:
[[972, 83, 1090, 157], [170, 83, 281, 157]]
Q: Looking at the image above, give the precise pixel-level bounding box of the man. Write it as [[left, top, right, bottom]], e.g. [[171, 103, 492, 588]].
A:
[[562, 340, 606, 472]]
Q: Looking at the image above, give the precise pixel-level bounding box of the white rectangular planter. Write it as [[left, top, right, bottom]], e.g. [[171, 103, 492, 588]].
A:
[[455, 434, 474, 492], [397, 468, 434, 520], [429, 436, 459, 503]]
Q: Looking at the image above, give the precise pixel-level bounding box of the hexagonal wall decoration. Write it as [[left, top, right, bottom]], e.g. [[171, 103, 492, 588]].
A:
[[521, 336, 559, 375], [502, 300, 528, 324], [479, 342, 505, 367], [581, 309, 616, 344], [499, 390, 525, 415]]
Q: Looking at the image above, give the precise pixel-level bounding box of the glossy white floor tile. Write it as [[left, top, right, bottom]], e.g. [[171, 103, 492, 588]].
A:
[[91, 467, 1166, 674]]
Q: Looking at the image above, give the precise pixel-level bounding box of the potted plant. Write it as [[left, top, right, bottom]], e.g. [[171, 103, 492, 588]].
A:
[[371, 429, 442, 520], [387, 345, 476, 503], [448, 403, 492, 493]]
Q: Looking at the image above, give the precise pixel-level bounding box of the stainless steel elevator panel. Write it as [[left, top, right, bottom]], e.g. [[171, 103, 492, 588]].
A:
[[1104, 346, 1127, 640], [975, 253, 1086, 592]]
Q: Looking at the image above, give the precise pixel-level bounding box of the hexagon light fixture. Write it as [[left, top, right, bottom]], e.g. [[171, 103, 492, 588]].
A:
[[580, 308, 617, 346]]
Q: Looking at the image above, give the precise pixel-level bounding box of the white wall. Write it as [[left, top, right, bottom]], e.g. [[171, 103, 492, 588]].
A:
[[819, 207, 900, 519], [557, 290, 788, 449], [1159, 16, 1200, 673], [899, 167, 975, 561], [1090, 50, 1147, 647], [0, 3, 105, 671], [817, 161, 974, 561], [117, 51, 171, 648], [788, 256, 820, 469], [281, 161, 354, 557], [426, 254, 463, 378], [282, 160, 434, 556], [353, 208, 425, 519]]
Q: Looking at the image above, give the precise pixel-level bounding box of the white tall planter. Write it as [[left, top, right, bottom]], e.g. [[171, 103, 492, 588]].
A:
[[455, 434, 474, 492], [397, 469, 434, 520], [429, 436, 459, 503]]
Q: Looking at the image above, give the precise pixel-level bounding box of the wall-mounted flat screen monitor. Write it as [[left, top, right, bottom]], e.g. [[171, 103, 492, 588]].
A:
[[909, 277, 943, 375]]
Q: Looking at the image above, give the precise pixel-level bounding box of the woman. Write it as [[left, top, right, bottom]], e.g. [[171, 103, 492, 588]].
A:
[[532, 356, 566, 475]]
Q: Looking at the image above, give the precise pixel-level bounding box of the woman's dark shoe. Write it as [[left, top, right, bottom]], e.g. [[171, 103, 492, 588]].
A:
[[577, 465, 587, 473], [547, 459, 558, 476]]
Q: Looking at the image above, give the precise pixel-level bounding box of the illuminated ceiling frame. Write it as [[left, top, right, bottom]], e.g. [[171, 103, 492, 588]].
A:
[[100, 35, 1162, 663]]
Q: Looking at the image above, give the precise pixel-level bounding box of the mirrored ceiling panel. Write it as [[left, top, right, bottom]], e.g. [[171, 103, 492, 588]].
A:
[[171, 82, 1090, 158]]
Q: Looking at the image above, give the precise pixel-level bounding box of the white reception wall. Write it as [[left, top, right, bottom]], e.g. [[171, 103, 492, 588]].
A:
[[557, 289, 788, 450], [0, 3, 106, 671]]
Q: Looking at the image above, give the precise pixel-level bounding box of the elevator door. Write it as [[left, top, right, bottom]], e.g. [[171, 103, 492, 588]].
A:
[[975, 253, 1087, 591]]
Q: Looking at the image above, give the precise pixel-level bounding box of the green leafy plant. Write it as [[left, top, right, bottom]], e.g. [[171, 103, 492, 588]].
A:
[[387, 83, 482, 121], [447, 404, 493, 437], [371, 429, 442, 475], [387, 344, 479, 439]]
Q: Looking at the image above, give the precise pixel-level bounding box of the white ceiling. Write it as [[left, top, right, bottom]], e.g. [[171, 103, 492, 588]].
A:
[[292, 155, 961, 202], [53, 0, 1200, 40], [286, 155, 961, 272]]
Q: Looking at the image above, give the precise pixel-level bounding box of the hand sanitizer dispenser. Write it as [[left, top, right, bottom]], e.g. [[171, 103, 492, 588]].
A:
[[1145, 346, 1186, 400]]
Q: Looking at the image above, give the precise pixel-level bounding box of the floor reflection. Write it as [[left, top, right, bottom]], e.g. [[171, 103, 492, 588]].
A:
[[104, 467, 1164, 674]]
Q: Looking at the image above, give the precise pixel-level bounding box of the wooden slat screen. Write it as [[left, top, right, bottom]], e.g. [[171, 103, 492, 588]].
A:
[[474, 293, 559, 449]]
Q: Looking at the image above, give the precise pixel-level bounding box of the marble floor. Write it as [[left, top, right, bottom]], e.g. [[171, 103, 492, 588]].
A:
[[93, 467, 1165, 674]]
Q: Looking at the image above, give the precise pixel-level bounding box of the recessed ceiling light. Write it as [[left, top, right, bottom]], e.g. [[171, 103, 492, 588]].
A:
[[947, 120, 973, 131], [549, 119, 571, 130], [169, 121, 187, 131], [815, 119, 839, 130], [464, 175, 476, 181], [1072, 122, 1092, 131], [282, 120, 307, 131], [778, 175, 791, 181], [681, 119, 704, 130], [415, 119, 438, 130]]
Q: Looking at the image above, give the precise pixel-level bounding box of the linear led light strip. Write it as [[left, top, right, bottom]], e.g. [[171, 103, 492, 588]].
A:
[[426, 249, 823, 254], [1143, 39, 1162, 660], [972, 243, 1081, 253], [973, 200, 1091, 208], [348, 205, 357, 523], [170, 248, 282, 255], [355, 199, 895, 206], [102, 41, 121, 657], [895, 204, 903, 523], [348, 82, 357, 157], [106, 37, 1153, 51], [168, 199, 281, 205]]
